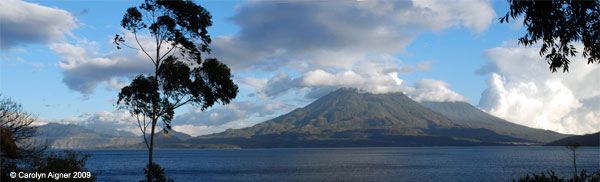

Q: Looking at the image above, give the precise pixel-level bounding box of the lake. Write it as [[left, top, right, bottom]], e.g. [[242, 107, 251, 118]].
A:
[[81, 146, 599, 182]]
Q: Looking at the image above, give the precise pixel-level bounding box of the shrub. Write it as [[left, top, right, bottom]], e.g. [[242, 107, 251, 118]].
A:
[[513, 169, 600, 182], [143, 162, 174, 182]]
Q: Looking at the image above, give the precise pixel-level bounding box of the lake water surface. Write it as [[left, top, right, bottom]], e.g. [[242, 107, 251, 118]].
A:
[[81, 146, 599, 182]]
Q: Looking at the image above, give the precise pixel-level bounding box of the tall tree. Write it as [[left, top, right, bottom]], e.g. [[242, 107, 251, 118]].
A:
[[500, 0, 599, 72], [113, 1, 238, 181]]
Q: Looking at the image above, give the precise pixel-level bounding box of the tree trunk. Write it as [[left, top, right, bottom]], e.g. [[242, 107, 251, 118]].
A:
[[573, 151, 577, 181], [147, 119, 157, 182], [148, 43, 160, 182]]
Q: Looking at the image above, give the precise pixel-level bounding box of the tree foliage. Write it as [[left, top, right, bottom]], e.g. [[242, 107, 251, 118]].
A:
[[500, 0, 599, 72], [114, 0, 238, 181]]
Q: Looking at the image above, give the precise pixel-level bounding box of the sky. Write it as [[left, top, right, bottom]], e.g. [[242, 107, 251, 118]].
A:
[[1, 0, 598, 136]]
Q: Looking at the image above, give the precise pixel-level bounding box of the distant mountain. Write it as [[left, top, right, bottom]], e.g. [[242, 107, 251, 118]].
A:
[[420, 101, 567, 143], [109, 129, 238, 149], [145, 129, 192, 141], [179, 88, 540, 148], [545, 132, 599, 146], [31, 123, 141, 149]]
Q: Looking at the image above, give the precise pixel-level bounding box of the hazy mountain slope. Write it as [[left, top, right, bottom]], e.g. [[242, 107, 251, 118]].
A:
[[109, 129, 238, 149], [144, 129, 192, 143], [95, 127, 138, 137], [545, 132, 599, 146], [31, 123, 141, 149], [163, 129, 192, 139], [420, 101, 567, 143]]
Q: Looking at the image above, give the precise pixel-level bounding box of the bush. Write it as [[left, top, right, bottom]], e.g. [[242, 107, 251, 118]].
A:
[[513, 169, 600, 182], [37, 150, 96, 182], [1, 150, 96, 182], [143, 162, 174, 182]]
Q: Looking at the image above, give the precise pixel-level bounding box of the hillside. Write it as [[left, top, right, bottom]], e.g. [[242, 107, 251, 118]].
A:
[[31, 123, 141, 149], [545, 132, 599, 146], [145, 129, 192, 141], [420, 101, 567, 143]]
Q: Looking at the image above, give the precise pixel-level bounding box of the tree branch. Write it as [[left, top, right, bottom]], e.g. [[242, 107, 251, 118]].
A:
[[135, 113, 150, 149], [134, 31, 156, 65]]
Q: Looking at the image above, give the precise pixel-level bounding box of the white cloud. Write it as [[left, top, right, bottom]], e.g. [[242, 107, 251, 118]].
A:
[[300, 69, 403, 94], [0, 0, 77, 49], [405, 79, 470, 102], [478, 45, 600, 134]]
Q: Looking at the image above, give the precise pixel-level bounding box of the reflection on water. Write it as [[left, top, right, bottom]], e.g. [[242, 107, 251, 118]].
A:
[[80, 146, 600, 182]]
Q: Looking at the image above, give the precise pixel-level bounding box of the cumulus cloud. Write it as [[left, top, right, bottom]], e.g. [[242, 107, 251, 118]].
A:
[[0, 0, 77, 49], [478, 45, 600, 134], [212, 0, 495, 72]]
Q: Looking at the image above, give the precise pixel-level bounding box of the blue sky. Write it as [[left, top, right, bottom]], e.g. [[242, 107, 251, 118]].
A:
[[1, 0, 598, 136]]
